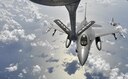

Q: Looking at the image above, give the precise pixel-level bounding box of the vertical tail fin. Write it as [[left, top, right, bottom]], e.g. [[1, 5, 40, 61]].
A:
[[110, 18, 117, 26], [112, 18, 114, 23], [84, 3, 87, 20]]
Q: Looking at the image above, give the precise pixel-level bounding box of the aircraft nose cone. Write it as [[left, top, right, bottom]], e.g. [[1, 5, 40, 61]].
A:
[[78, 55, 86, 66], [77, 49, 89, 66]]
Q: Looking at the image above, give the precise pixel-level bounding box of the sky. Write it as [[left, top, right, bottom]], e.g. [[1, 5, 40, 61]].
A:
[[0, 0, 128, 79]]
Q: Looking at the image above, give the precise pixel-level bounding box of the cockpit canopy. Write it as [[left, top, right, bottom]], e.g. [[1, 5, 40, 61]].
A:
[[80, 34, 88, 46]]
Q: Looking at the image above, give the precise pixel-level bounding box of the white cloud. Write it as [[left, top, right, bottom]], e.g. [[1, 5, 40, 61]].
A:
[[0, 30, 19, 42], [109, 68, 128, 79], [42, 75, 47, 79], [31, 42, 37, 47], [0, 7, 37, 43], [31, 41, 47, 47], [109, 68, 119, 79], [106, 52, 112, 56], [32, 65, 41, 75], [120, 46, 124, 49], [31, 40, 55, 50], [25, 34, 36, 41], [18, 73, 23, 78], [88, 55, 110, 73], [125, 64, 128, 67], [22, 69, 27, 74], [19, 49, 23, 53], [5, 63, 18, 72], [0, 0, 58, 45], [0, 0, 48, 44], [124, 73, 128, 79], [86, 52, 128, 79], [30, 54, 34, 58], [0, 29, 36, 43]]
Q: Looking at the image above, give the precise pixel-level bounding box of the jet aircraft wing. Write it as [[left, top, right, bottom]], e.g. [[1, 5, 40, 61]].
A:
[[94, 24, 120, 37], [47, 21, 66, 33], [47, 19, 81, 34]]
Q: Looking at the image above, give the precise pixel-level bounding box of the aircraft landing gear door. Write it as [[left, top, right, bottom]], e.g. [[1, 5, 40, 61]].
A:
[[80, 34, 88, 46]]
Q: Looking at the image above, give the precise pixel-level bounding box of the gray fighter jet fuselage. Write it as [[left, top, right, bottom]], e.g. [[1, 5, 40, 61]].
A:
[[76, 20, 95, 65]]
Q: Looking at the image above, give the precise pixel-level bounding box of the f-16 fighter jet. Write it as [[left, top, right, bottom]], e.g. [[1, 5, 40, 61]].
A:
[[30, 0, 124, 66]]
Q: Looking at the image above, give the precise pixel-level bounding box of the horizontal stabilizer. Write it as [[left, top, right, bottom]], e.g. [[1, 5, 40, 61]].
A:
[[77, 21, 95, 36], [54, 19, 71, 35]]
